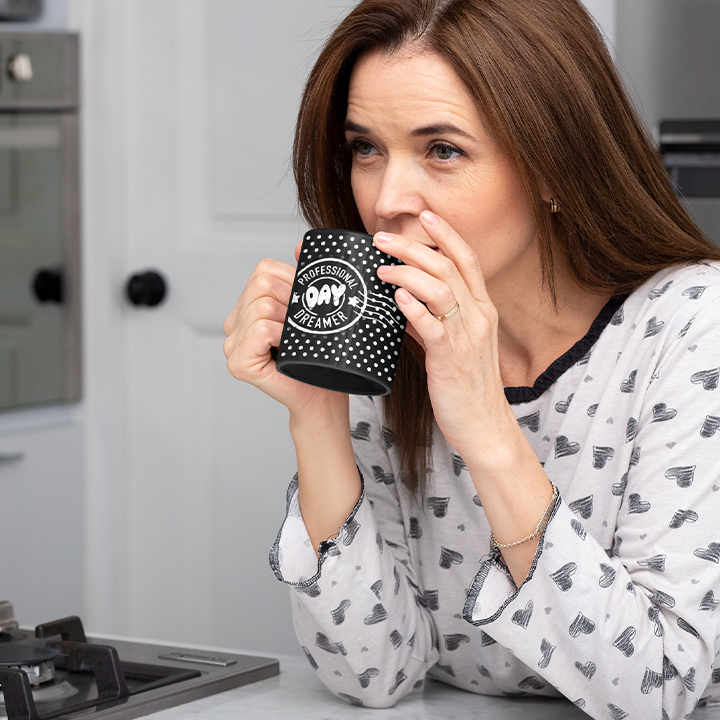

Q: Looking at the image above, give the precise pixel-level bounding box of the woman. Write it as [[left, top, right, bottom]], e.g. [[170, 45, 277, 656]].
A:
[[223, 1, 720, 717]]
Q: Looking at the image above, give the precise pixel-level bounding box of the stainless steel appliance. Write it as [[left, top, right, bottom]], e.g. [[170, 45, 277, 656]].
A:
[[0, 1, 43, 22], [0, 602, 279, 720], [0, 32, 80, 412], [616, 0, 720, 245], [660, 119, 720, 242]]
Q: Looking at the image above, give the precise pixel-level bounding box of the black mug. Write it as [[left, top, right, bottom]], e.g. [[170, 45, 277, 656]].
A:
[[275, 228, 406, 395]]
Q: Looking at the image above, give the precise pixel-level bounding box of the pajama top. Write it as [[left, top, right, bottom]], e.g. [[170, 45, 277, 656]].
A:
[[270, 261, 720, 720]]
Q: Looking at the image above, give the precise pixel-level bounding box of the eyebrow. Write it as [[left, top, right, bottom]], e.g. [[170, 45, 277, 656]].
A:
[[344, 120, 475, 141]]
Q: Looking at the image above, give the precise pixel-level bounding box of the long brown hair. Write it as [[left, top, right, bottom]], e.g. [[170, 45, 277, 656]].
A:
[[292, 0, 720, 493]]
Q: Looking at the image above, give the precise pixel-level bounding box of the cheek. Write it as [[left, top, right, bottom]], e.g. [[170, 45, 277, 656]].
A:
[[351, 169, 378, 229], [451, 175, 536, 256], [474, 169, 534, 235]]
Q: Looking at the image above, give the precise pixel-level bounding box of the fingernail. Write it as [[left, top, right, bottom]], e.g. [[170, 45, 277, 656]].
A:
[[396, 288, 412, 303], [420, 211, 439, 225], [375, 232, 394, 243], [377, 264, 391, 276]]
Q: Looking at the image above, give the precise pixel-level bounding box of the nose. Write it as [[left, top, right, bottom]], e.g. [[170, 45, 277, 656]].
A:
[[373, 157, 426, 224]]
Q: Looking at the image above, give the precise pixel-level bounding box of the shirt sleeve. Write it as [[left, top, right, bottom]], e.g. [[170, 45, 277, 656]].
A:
[[464, 296, 720, 720], [268, 396, 440, 708]]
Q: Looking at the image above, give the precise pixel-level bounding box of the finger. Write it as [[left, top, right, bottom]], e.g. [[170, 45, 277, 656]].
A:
[[294, 239, 303, 263], [418, 211, 490, 303], [224, 260, 294, 336], [223, 294, 288, 359], [378, 263, 457, 318], [402, 318, 427, 353], [226, 316, 285, 384], [374, 232, 472, 313], [240, 268, 293, 316], [394, 288, 455, 353]]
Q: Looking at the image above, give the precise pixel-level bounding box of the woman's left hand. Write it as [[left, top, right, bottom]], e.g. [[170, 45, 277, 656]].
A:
[[374, 210, 518, 466]]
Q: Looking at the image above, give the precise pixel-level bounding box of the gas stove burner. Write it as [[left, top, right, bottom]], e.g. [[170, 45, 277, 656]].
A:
[[0, 678, 79, 709], [0, 603, 18, 634], [0, 646, 56, 685], [0, 605, 279, 720]]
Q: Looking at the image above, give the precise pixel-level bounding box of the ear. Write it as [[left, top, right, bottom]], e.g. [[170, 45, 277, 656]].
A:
[[538, 181, 553, 204]]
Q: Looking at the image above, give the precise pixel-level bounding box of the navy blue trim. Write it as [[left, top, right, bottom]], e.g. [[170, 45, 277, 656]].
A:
[[462, 491, 563, 626], [268, 469, 366, 589], [504, 295, 627, 405]]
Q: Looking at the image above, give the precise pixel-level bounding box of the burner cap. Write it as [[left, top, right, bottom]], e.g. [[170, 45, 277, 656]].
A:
[[0, 645, 56, 666], [0, 601, 19, 632]]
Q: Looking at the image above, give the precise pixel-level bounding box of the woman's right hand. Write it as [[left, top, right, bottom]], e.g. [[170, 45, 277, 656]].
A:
[[224, 246, 361, 551], [222, 248, 343, 422]]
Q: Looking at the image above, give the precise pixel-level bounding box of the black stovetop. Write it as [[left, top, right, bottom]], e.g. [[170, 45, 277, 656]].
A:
[[0, 610, 279, 720]]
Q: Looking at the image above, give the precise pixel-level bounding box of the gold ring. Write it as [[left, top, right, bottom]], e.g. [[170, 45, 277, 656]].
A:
[[434, 301, 460, 321]]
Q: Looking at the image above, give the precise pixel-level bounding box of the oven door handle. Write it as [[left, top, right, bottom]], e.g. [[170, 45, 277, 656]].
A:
[[0, 453, 24, 466]]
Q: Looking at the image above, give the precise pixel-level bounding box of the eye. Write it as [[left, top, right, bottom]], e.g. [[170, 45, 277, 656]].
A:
[[429, 142, 463, 161], [345, 139, 378, 157]]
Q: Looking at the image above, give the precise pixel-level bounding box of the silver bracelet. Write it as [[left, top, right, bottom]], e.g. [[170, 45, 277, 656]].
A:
[[490, 482, 559, 550]]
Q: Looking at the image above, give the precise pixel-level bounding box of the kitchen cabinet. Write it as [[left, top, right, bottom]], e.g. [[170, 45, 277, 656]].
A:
[[0, 407, 83, 625]]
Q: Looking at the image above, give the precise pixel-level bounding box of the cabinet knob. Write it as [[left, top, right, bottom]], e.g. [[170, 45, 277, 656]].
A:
[[125, 270, 167, 307], [32, 269, 64, 303]]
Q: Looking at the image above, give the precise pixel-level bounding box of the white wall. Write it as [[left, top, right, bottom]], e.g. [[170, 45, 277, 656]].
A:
[[583, 0, 618, 55]]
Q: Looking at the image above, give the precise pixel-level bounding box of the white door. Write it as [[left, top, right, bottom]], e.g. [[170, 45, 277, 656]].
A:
[[71, 0, 353, 655]]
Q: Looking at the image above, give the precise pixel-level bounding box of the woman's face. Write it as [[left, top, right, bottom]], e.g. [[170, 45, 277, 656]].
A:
[[345, 49, 542, 294]]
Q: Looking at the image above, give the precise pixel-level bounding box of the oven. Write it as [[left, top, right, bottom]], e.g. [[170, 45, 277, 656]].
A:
[[660, 119, 720, 245], [0, 602, 279, 720], [615, 1, 720, 248], [0, 32, 81, 412]]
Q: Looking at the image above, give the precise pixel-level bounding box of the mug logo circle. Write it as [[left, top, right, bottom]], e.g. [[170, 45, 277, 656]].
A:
[[288, 258, 367, 335]]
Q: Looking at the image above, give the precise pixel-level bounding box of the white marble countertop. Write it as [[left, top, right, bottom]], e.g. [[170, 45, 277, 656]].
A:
[[146, 653, 720, 720]]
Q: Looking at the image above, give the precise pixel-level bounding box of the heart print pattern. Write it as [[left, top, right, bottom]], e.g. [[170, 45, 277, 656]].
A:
[[270, 262, 720, 719]]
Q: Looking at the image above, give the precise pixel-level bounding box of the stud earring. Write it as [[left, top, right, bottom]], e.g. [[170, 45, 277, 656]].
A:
[[549, 198, 560, 214]]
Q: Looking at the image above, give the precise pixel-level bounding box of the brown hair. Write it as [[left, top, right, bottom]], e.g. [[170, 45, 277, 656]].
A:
[[292, 0, 720, 493]]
